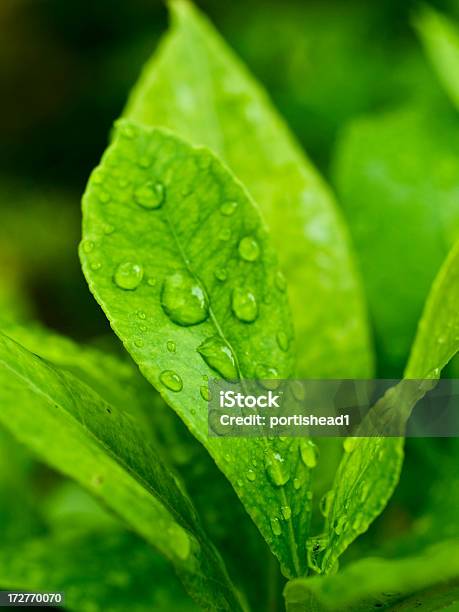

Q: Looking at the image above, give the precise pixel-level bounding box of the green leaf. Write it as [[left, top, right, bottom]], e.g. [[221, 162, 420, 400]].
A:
[[405, 237, 459, 378], [313, 238, 459, 574], [80, 121, 317, 577], [333, 105, 459, 374], [0, 330, 243, 611], [0, 529, 199, 612], [415, 6, 459, 111], [123, 0, 373, 379], [284, 538, 459, 611]]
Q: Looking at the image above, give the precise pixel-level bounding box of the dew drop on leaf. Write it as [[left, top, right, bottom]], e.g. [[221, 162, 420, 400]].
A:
[[238, 236, 260, 262], [264, 450, 290, 487], [281, 505, 292, 520], [319, 490, 334, 518], [352, 512, 365, 532], [82, 240, 94, 254], [197, 336, 238, 380], [200, 385, 210, 401], [220, 201, 238, 216], [270, 517, 282, 536], [246, 469, 256, 482], [255, 364, 280, 389], [334, 516, 348, 535], [114, 261, 144, 290], [276, 331, 290, 351], [161, 271, 209, 326], [134, 181, 165, 209], [293, 477, 301, 490], [300, 439, 319, 468], [290, 380, 305, 401], [167, 340, 176, 353], [232, 288, 258, 322], [134, 339, 144, 348], [159, 370, 183, 392]]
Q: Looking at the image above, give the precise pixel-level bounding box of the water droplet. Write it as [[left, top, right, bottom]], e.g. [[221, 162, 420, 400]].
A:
[[232, 288, 258, 323], [139, 324, 147, 332], [275, 270, 287, 292], [134, 181, 165, 209], [137, 310, 146, 320], [167, 525, 191, 561], [276, 331, 289, 351], [238, 237, 260, 262], [147, 277, 157, 287], [300, 439, 319, 468], [214, 267, 227, 282], [220, 201, 238, 216], [82, 240, 94, 254], [197, 336, 238, 380], [293, 477, 301, 490], [134, 339, 144, 348], [219, 228, 231, 241], [159, 370, 183, 392], [99, 191, 111, 204], [343, 437, 359, 453], [256, 365, 281, 390], [359, 481, 369, 502], [352, 512, 365, 531], [264, 451, 290, 487], [319, 491, 334, 517], [334, 516, 348, 535], [167, 340, 176, 353], [114, 261, 143, 290], [281, 505, 292, 520], [246, 469, 256, 482], [290, 381, 305, 401], [90, 262, 102, 271], [200, 385, 210, 401], [161, 271, 208, 326], [270, 517, 282, 536]]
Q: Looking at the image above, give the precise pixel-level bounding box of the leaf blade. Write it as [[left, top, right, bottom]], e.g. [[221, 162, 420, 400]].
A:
[[124, 0, 373, 379], [0, 330, 243, 611], [80, 122, 316, 576]]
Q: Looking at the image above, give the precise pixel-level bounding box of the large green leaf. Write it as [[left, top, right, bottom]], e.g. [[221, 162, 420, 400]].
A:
[[123, 0, 373, 379], [284, 538, 459, 611], [415, 6, 459, 112], [333, 105, 459, 374], [0, 529, 198, 612], [80, 121, 319, 577], [0, 330, 243, 611], [308, 239, 459, 574]]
